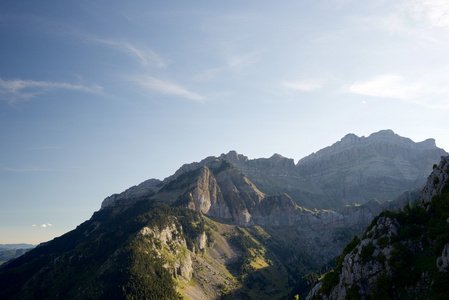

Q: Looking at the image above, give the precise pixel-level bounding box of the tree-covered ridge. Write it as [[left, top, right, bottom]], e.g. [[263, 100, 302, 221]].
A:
[[0, 202, 208, 299]]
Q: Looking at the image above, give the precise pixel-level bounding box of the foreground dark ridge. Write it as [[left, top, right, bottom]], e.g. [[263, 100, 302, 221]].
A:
[[307, 155, 449, 299]]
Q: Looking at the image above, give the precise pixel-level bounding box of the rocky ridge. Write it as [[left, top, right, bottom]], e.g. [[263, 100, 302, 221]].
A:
[[103, 157, 387, 231], [103, 130, 447, 212], [295, 130, 446, 208]]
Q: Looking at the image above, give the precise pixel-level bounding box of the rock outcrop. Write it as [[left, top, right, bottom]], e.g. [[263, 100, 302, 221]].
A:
[[101, 178, 163, 208], [306, 216, 399, 300], [420, 155, 449, 205]]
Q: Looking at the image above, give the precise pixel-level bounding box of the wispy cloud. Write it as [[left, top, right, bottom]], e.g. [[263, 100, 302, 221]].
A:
[[32, 223, 53, 228], [347, 74, 449, 109], [0, 77, 102, 103], [91, 38, 166, 68], [403, 0, 449, 29], [348, 74, 418, 99], [131, 76, 205, 102], [194, 49, 262, 81], [353, 0, 449, 41], [224, 50, 262, 69], [282, 79, 324, 92]]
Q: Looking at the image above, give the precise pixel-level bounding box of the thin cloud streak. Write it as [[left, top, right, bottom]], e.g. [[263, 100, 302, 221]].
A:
[[0, 78, 102, 103], [404, 0, 449, 29], [348, 74, 417, 100], [282, 79, 323, 92], [194, 49, 263, 81], [353, 0, 449, 43], [91, 38, 166, 68], [348, 74, 449, 109], [132, 76, 205, 102], [225, 50, 262, 69]]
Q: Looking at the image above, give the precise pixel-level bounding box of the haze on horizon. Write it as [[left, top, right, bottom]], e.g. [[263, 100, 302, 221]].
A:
[[1, 0, 448, 245]]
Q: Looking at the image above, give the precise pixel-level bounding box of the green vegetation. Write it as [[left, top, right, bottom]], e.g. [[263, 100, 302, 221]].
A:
[[374, 184, 449, 298], [223, 225, 317, 299], [319, 270, 339, 296], [360, 242, 375, 262], [376, 235, 389, 248], [346, 284, 360, 300], [160, 168, 202, 192], [369, 193, 449, 298]]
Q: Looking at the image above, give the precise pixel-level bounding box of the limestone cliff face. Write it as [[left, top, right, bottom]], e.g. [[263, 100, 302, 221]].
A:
[[420, 155, 449, 205], [140, 220, 194, 281], [296, 130, 447, 208], [101, 178, 163, 208], [307, 216, 399, 300], [187, 166, 228, 217]]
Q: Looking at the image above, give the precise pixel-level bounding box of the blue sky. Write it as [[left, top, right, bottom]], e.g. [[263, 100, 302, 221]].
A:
[[1, 0, 448, 244]]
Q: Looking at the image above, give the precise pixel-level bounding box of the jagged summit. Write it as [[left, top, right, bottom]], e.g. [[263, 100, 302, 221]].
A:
[[298, 129, 436, 164], [294, 130, 447, 208]]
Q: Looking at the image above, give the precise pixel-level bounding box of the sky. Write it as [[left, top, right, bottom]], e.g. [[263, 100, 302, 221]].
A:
[[1, 0, 448, 244]]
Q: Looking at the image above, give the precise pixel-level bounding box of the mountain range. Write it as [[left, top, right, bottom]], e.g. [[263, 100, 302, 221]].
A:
[[0, 129, 447, 299], [0, 244, 35, 266], [103, 129, 445, 211]]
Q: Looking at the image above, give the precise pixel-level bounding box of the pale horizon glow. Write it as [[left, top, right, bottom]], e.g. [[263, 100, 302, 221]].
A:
[[1, 0, 448, 244]]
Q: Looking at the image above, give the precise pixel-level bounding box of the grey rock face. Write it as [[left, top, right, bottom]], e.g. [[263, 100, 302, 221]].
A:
[[437, 243, 449, 272], [296, 130, 447, 209], [420, 155, 449, 205], [306, 216, 399, 300], [101, 178, 163, 208], [140, 218, 200, 281]]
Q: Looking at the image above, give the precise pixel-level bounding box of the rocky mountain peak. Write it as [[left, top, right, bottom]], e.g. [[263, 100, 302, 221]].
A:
[[340, 132, 360, 144], [294, 130, 447, 208], [220, 150, 249, 162]]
